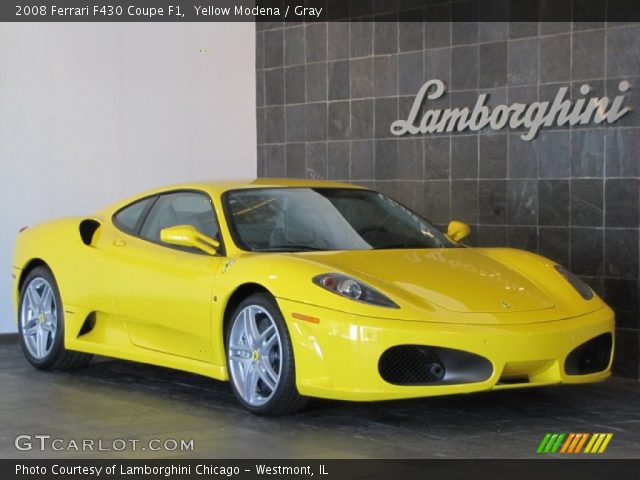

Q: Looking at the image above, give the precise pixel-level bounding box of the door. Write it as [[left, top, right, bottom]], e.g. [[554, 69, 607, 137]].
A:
[[103, 191, 224, 361]]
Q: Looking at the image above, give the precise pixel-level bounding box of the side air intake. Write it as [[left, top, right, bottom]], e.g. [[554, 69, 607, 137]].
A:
[[79, 219, 101, 246]]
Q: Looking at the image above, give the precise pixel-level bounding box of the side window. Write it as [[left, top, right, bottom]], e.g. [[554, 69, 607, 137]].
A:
[[140, 192, 220, 248], [113, 197, 155, 234]]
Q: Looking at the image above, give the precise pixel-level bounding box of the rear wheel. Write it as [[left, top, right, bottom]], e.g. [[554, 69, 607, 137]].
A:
[[18, 266, 92, 370], [226, 293, 307, 415]]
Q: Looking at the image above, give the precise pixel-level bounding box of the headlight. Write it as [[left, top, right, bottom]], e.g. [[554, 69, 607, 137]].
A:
[[312, 273, 399, 309], [554, 265, 594, 300]]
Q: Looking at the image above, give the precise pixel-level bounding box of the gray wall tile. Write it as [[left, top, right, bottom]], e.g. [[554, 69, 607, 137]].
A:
[[571, 179, 604, 227], [399, 51, 425, 95], [452, 180, 479, 224], [264, 29, 284, 68], [328, 141, 350, 180], [350, 58, 374, 99], [351, 99, 374, 140], [424, 48, 451, 86], [605, 179, 639, 227], [328, 22, 351, 60], [424, 136, 451, 180], [350, 22, 373, 57], [305, 142, 327, 179], [480, 133, 507, 178], [451, 46, 478, 90], [305, 103, 327, 141], [570, 227, 604, 276], [305, 24, 327, 63], [285, 143, 305, 178], [375, 139, 398, 179], [479, 42, 507, 88], [507, 179, 537, 225], [508, 38, 538, 86], [374, 55, 398, 97], [572, 129, 604, 178], [285, 105, 306, 142], [374, 18, 398, 54], [264, 68, 284, 105], [374, 97, 398, 138], [537, 131, 570, 179], [399, 20, 424, 53], [605, 128, 639, 178], [398, 138, 423, 180], [285, 26, 305, 66], [285, 66, 305, 104], [538, 180, 570, 226], [328, 61, 350, 100], [479, 180, 507, 224], [540, 34, 571, 83], [607, 25, 640, 77], [572, 29, 605, 80], [306, 63, 327, 102], [451, 135, 479, 179], [265, 144, 285, 177], [328, 101, 351, 140], [351, 140, 374, 180]]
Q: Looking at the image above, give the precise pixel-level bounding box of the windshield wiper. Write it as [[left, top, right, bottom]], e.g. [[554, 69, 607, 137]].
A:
[[252, 245, 326, 252]]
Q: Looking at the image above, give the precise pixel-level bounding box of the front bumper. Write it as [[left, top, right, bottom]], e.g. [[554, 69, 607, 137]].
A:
[[277, 298, 615, 401]]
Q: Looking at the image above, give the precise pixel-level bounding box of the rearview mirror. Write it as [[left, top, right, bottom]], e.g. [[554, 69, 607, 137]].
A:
[[160, 225, 219, 255], [447, 220, 471, 242]]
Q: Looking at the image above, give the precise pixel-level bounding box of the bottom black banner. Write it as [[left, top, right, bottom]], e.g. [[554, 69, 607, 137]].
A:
[[4, 459, 640, 480]]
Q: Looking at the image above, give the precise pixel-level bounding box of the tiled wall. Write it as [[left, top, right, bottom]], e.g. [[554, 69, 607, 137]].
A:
[[255, 14, 640, 377]]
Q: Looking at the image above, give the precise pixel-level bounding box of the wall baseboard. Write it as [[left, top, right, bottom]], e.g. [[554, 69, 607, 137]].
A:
[[0, 333, 18, 344]]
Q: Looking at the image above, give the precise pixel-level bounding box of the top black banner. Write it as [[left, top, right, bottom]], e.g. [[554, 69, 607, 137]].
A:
[[1, 0, 639, 23]]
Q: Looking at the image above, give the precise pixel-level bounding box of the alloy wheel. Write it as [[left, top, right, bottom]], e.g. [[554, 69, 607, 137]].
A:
[[20, 277, 58, 359], [228, 305, 282, 407]]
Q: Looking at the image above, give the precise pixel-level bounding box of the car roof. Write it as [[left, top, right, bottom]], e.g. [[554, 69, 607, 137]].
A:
[[100, 178, 364, 215], [176, 178, 363, 195]]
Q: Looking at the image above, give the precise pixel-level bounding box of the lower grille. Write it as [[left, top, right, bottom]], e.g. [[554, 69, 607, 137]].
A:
[[565, 333, 612, 375], [378, 345, 493, 386]]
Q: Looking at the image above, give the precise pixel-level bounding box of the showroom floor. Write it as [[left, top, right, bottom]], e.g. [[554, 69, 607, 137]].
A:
[[1, 342, 639, 459]]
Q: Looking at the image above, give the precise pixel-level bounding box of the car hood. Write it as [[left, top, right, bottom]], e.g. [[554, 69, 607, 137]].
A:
[[297, 248, 555, 314]]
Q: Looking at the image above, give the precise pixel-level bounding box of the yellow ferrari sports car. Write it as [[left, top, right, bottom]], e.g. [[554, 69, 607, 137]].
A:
[[12, 179, 614, 415]]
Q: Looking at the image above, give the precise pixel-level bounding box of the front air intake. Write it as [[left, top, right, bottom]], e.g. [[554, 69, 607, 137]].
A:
[[565, 333, 613, 375], [378, 345, 493, 386]]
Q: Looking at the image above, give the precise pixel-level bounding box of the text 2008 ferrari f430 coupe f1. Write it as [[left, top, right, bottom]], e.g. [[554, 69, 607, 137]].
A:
[[12, 179, 614, 415]]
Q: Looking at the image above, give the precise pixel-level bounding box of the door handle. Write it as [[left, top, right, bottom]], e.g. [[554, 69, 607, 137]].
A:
[[113, 239, 126, 247]]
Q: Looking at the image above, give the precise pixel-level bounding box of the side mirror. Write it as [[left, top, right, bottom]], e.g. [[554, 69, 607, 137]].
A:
[[447, 220, 471, 242], [160, 225, 219, 255]]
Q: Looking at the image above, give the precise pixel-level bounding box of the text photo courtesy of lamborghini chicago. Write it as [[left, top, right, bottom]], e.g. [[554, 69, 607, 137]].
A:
[[1, 0, 640, 472]]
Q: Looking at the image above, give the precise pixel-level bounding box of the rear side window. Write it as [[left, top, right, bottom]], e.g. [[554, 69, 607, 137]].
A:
[[113, 197, 154, 234]]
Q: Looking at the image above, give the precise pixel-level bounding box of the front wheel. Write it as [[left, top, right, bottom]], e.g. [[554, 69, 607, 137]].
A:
[[226, 293, 307, 415], [18, 266, 92, 370]]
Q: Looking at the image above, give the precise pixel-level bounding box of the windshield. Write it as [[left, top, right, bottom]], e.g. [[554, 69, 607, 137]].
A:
[[223, 188, 459, 252]]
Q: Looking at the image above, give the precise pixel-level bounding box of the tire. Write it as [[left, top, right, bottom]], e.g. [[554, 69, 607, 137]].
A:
[[226, 293, 308, 415], [18, 266, 92, 370]]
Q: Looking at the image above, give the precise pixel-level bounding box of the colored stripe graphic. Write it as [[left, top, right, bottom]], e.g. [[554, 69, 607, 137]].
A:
[[537, 433, 565, 453], [560, 433, 575, 453], [585, 433, 614, 454], [573, 433, 589, 453], [537, 433, 613, 454], [537, 434, 552, 453]]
